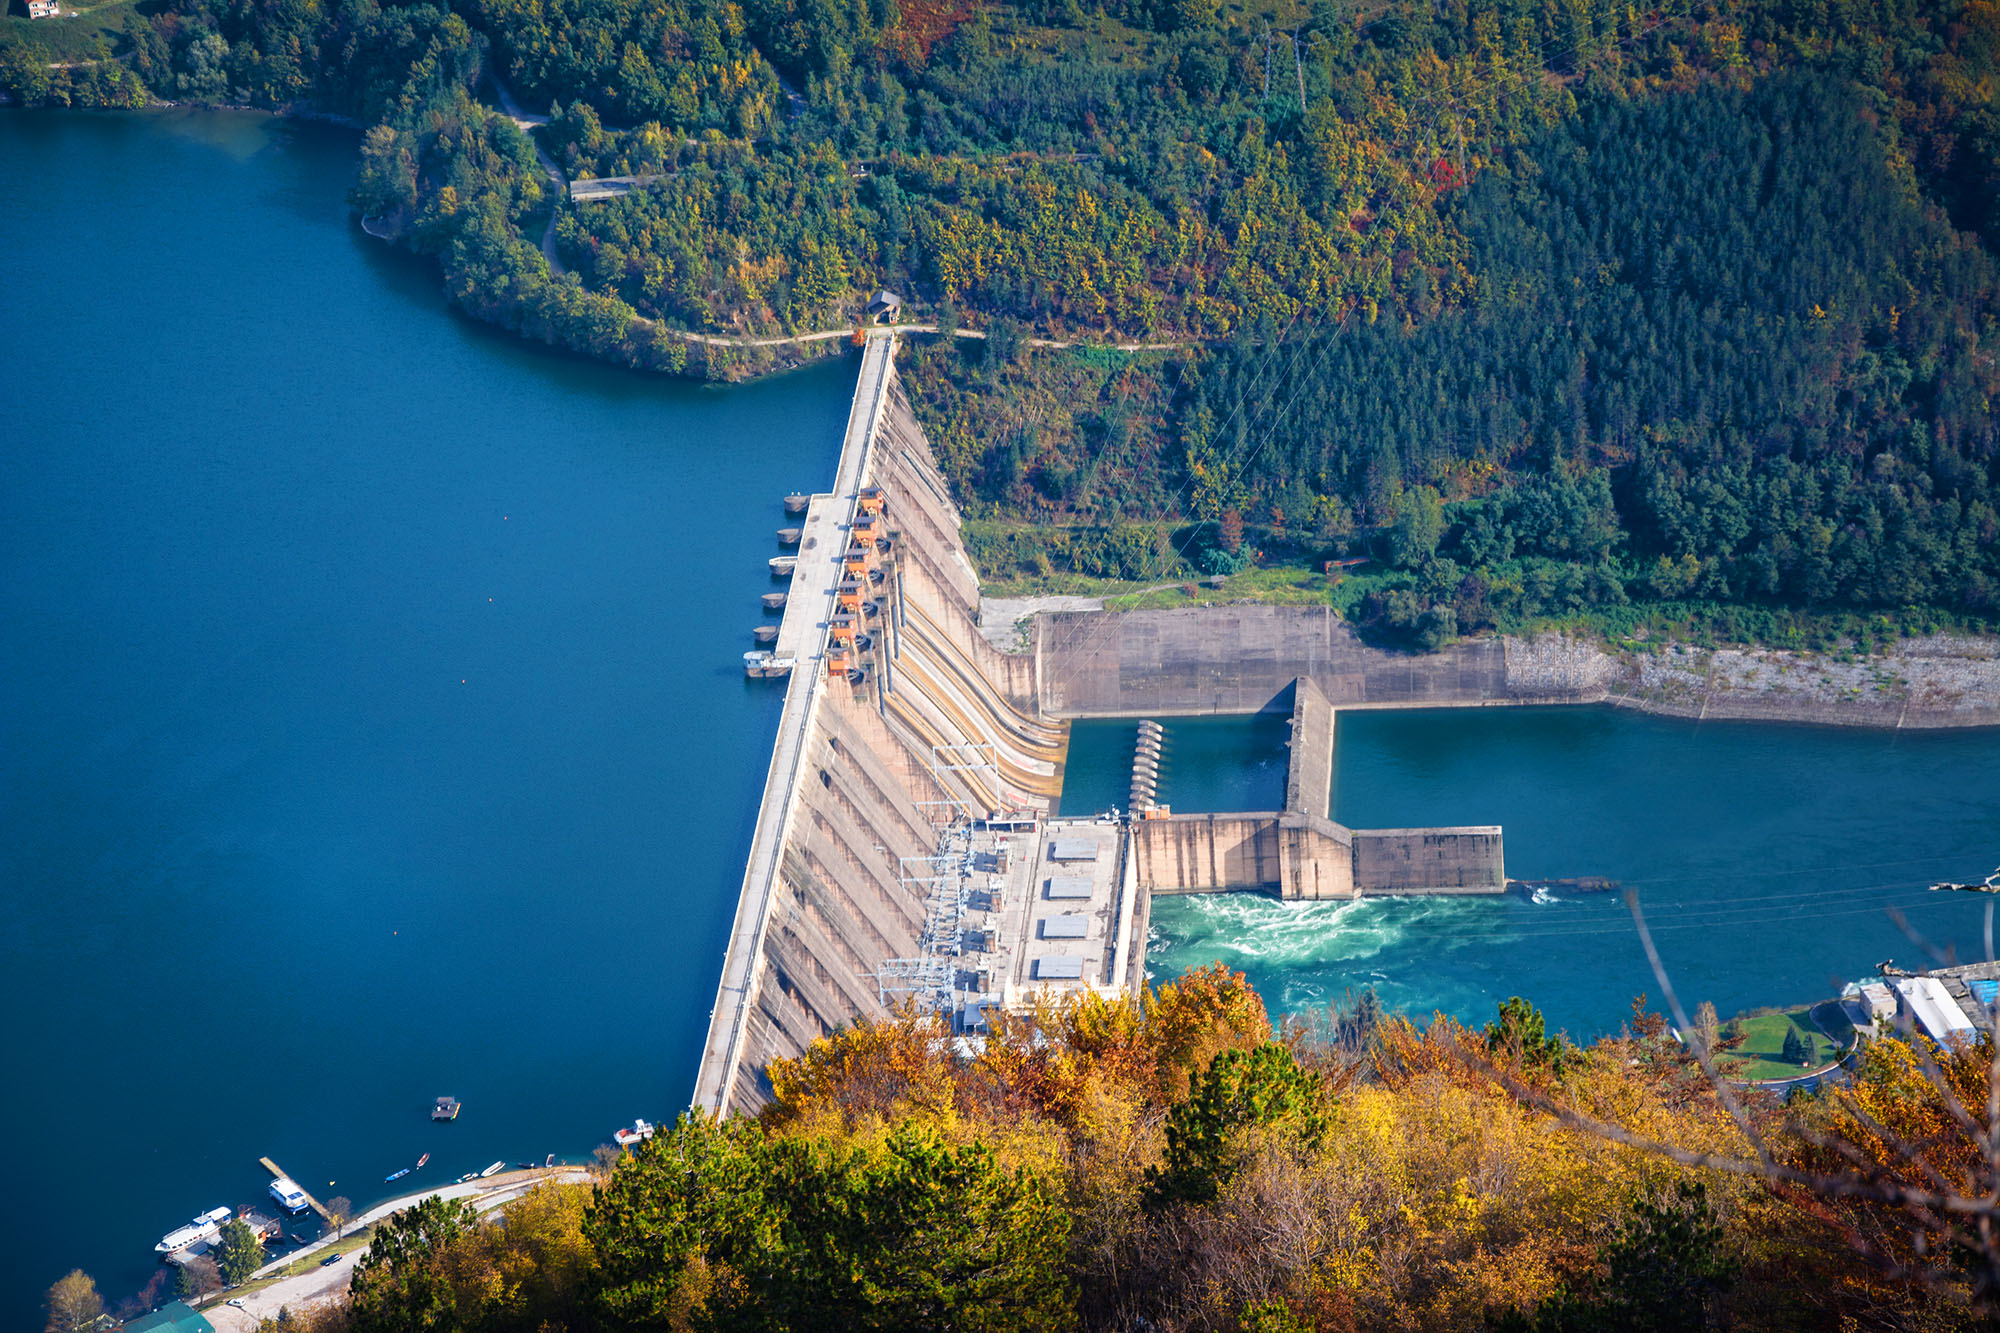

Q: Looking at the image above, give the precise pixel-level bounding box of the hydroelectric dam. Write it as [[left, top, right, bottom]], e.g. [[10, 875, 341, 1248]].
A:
[[693, 335, 1615, 1116]]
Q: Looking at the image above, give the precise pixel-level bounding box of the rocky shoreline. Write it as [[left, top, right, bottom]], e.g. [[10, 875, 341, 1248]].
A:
[[1513, 632, 2000, 729]]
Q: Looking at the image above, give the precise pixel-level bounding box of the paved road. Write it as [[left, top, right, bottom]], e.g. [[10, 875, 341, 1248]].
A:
[[198, 1168, 591, 1330]]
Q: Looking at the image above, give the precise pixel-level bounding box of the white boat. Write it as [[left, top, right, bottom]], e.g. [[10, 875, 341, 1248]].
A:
[[155, 1207, 232, 1256], [612, 1118, 656, 1148], [269, 1176, 310, 1213], [479, 1160, 505, 1178]]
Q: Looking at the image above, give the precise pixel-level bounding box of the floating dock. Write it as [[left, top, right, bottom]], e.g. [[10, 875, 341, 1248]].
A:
[[258, 1157, 332, 1221]]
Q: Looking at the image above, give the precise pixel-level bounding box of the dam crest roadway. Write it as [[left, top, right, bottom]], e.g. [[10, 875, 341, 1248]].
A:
[[694, 336, 1540, 1117]]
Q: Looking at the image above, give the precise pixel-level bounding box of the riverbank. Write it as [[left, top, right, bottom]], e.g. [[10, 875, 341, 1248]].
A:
[[194, 1167, 591, 1330]]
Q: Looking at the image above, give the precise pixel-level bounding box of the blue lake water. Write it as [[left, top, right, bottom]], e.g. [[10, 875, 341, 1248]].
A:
[[1, 109, 850, 1317], [1065, 708, 2000, 1039]]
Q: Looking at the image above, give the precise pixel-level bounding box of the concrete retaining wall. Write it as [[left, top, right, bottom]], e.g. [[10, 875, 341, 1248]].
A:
[[1037, 606, 1555, 717], [1353, 827, 1506, 894]]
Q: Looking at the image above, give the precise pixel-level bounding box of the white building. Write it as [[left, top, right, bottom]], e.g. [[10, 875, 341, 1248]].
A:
[[1892, 976, 1976, 1048]]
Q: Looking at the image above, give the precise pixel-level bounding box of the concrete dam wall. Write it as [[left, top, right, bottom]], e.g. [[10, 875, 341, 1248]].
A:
[[1127, 678, 1505, 901], [694, 337, 1069, 1117], [698, 346, 1505, 1118]]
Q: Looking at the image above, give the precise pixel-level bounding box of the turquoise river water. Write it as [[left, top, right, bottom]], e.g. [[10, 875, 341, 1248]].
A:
[[1061, 709, 2000, 1039], [1, 109, 851, 1317]]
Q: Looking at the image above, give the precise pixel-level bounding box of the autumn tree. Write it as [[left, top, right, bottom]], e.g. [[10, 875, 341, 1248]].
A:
[[176, 1256, 221, 1301], [42, 1270, 101, 1333]]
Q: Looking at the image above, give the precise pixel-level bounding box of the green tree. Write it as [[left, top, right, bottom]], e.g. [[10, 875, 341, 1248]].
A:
[[348, 1195, 479, 1333], [586, 1114, 1072, 1331], [42, 1270, 102, 1333], [1485, 996, 1575, 1075], [1502, 1182, 1738, 1332], [584, 1112, 763, 1328], [729, 1124, 1073, 1331], [215, 1218, 264, 1285], [1387, 486, 1445, 569], [1144, 1042, 1327, 1209], [1781, 1026, 1808, 1066]]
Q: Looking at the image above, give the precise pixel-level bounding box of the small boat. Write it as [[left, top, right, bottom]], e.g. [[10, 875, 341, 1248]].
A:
[[544, 1153, 555, 1168], [515, 1161, 536, 1169], [613, 1118, 656, 1148], [432, 1096, 460, 1122], [385, 1167, 410, 1183], [479, 1161, 505, 1178], [457, 1173, 476, 1183], [415, 1153, 430, 1169]]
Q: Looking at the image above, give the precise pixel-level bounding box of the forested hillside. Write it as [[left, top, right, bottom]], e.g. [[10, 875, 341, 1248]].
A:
[[3, 0, 1996, 637], [111, 968, 2000, 1331]]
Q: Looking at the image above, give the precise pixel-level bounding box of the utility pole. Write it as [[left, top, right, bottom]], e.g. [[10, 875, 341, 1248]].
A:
[[1292, 30, 1306, 108], [1262, 24, 1271, 100]]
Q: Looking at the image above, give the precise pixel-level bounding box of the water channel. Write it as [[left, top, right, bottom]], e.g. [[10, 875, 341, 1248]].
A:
[[1062, 708, 2000, 1041], [1, 109, 851, 1316]]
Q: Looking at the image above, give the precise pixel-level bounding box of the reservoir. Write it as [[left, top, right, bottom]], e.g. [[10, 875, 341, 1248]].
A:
[[0, 110, 849, 1316], [1063, 709, 2000, 1038]]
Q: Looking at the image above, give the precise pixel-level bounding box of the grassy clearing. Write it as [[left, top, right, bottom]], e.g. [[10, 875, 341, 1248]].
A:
[[1723, 1006, 1849, 1082], [0, 0, 143, 61]]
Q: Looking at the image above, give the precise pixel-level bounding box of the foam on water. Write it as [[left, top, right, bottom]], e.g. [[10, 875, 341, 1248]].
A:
[[1121, 706, 2000, 1040]]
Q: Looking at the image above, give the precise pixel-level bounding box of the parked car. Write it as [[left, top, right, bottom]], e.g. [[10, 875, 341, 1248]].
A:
[[320, 1251, 343, 1267]]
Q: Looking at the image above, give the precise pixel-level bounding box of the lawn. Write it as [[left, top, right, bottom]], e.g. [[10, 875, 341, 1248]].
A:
[[1, 0, 145, 62], [1722, 1006, 1849, 1082]]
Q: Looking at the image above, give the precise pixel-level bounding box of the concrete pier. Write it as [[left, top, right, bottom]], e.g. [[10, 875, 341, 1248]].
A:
[[1284, 679, 1334, 819]]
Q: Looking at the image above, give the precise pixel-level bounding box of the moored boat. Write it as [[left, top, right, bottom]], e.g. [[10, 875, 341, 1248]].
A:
[[155, 1208, 232, 1256], [612, 1118, 656, 1148], [431, 1096, 460, 1121], [416, 1152, 430, 1169], [269, 1177, 310, 1214], [385, 1167, 410, 1183], [479, 1160, 505, 1178]]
